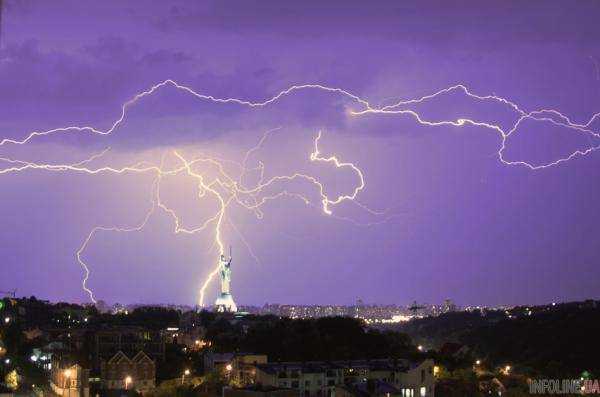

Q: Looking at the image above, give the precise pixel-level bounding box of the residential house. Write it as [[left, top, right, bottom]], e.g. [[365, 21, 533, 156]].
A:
[[100, 351, 156, 393], [50, 353, 90, 397]]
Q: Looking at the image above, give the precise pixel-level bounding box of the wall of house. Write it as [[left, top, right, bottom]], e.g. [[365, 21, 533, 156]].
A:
[[100, 356, 156, 391], [395, 360, 435, 397], [253, 360, 435, 397]]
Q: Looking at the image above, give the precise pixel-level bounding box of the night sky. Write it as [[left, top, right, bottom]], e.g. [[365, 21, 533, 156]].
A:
[[1, 0, 600, 307]]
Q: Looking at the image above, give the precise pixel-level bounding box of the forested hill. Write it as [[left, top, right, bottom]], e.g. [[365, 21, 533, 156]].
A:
[[395, 300, 600, 377]]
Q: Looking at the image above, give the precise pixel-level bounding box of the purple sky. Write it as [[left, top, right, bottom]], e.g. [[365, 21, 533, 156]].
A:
[[1, 0, 600, 307]]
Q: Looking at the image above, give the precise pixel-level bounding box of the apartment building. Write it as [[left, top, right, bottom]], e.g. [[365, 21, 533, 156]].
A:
[[252, 359, 435, 397]]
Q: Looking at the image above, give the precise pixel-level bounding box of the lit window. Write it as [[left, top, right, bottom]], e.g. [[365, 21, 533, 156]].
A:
[[420, 386, 426, 396]]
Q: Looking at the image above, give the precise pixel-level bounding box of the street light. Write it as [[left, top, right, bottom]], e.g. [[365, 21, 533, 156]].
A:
[[475, 360, 481, 365], [417, 345, 423, 352], [182, 369, 191, 384], [225, 364, 233, 372], [125, 376, 132, 390], [3, 317, 10, 324]]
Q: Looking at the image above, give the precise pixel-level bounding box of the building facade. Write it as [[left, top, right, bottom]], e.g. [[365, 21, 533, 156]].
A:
[[100, 350, 156, 393], [252, 359, 435, 397], [50, 355, 90, 397], [231, 354, 269, 385], [205, 351, 235, 371], [94, 326, 165, 365]]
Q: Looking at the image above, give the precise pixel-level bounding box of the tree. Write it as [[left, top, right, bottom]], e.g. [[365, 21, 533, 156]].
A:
[[5, 369, 18, 390]]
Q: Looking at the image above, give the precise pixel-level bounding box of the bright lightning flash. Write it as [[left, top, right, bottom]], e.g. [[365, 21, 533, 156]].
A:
[[1, 79, 598, 306]]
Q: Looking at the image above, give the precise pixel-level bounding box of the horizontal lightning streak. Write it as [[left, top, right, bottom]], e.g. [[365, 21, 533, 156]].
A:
[[2, 78, 599, 306]]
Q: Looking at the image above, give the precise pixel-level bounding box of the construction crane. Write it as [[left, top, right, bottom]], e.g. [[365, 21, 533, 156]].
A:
[[408, 300, 424, 316]]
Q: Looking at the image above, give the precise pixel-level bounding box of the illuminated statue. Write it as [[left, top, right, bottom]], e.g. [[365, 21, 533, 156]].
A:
[[220, 254, 232, 294], [214, 251, 237, 312]]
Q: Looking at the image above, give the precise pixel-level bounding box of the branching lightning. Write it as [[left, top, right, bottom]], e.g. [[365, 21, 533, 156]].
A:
[[1, 79, 599, 306]]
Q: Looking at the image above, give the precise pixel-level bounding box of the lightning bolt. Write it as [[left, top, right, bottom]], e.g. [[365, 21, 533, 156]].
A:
[[351, 84, 600, 169], [310, 130, 365, 215], [2, 79, 599, 307]]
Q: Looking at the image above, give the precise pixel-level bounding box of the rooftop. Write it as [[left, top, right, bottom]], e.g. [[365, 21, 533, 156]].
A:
[[255, 359, 426, 375]]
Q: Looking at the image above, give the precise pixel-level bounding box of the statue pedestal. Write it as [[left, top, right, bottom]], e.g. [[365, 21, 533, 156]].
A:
[[214, 292, 238, 312]]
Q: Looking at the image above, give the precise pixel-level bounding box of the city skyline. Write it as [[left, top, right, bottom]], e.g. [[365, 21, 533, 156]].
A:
[[2, 0, 600, 307]]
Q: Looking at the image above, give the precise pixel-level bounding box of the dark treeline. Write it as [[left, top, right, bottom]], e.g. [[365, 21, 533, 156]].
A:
[[463, 303, 600, 378], [94, 306, 180, 329], [398, 300, 600, 378], [5, 296, 598, 377], [1, 298, 419, 364], [205, 315, 417, 361]]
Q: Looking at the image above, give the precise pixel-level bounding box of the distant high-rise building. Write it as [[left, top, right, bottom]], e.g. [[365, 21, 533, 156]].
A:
[[443, 299, 457, 313], [214, 253, 237, 312]]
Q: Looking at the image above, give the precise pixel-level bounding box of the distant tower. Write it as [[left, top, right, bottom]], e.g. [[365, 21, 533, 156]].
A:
[[409, 300, 424, 316], [214, 251, 237, 312], [443, 299, 456, 313]]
